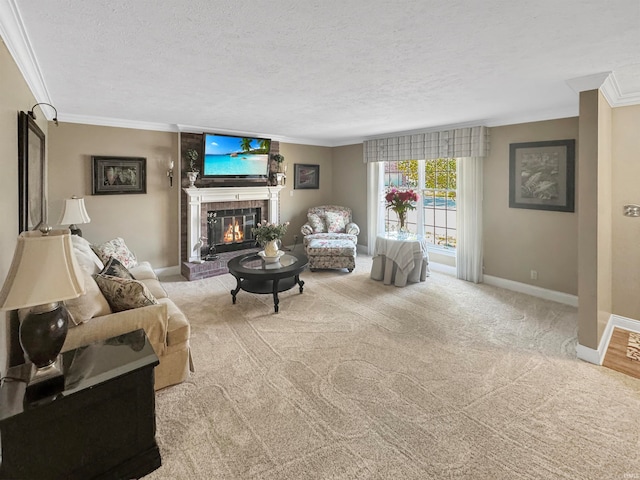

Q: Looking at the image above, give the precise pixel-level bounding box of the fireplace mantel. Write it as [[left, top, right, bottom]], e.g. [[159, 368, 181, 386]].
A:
[[183, 186, 284, 262]]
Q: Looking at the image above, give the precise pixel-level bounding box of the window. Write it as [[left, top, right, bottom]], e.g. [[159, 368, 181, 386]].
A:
[[383, 158, 457, 250], [383, 160, 418, 232], [423, 158, 457, 249]]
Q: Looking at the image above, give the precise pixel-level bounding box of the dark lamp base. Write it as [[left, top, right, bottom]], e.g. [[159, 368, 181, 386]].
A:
[[19, 302, 70, 398], [69, 224, 83, 236], [25, 357, 65, 402]]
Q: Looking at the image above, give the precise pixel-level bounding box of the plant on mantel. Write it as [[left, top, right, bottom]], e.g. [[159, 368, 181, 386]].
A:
[[272, 153, 285, 173], [185, 149, 199, 173], [185, 149, 199, 187]]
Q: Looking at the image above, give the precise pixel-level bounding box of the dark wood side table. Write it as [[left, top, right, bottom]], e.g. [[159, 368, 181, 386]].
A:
[[227, 251, 308, 313], [0, 329, 161, 480]]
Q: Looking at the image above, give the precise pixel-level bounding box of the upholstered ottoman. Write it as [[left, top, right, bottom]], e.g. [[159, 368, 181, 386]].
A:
[[306, 238, 357, 272]]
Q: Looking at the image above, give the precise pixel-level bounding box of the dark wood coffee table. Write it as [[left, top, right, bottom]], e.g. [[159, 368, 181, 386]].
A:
[[227, 251, 308, 313]]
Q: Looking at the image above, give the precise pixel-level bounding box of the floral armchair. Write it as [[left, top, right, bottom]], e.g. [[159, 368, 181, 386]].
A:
[[301, 206, 359, 272], [301, 205, 360, 243]]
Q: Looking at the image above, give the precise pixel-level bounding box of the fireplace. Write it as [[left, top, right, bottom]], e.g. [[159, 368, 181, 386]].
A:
[[183, 185, 283, 264], [207, 208, 261, 253]]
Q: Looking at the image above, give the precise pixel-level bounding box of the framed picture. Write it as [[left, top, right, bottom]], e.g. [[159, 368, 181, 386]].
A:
[[294, 163, 320, 189], [92, 156, 147, 195], [509, 139, 575, 212], [18, 111, 46, 233]]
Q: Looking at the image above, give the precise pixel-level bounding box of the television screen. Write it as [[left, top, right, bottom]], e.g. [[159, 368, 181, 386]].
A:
[[203, 133, 271, 178]]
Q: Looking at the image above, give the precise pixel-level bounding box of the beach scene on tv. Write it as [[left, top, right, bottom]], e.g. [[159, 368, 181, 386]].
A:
[[204, 134, 270, 176]]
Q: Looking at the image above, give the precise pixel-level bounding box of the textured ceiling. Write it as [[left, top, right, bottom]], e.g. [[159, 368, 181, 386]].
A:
[[2, 0, 639, 145]]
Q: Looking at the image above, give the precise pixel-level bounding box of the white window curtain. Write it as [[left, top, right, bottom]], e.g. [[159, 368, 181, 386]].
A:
[[366, 162, 385, 255], [456, 157, 483, 283]]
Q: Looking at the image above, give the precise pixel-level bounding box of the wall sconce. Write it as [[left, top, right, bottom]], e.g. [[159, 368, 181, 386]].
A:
[[623, 204, 640, 217], [167, 160, 174, 187], [28, 102, 59, 126]]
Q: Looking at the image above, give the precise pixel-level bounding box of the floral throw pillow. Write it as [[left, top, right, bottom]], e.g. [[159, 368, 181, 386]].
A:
[[94, 274, 158, 312], [99, 257, 136, 280], [92, 237, 138, 269], [308, 213, 327, 233], [324, 211, 346, 233]]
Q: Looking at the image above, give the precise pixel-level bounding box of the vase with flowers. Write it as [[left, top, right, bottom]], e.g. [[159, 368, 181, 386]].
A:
[[252, 220, 290, 258], [385, 188, 419, 232]]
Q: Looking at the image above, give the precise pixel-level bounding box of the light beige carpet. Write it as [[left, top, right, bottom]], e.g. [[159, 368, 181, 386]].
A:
[[147, 255, 640, 479]]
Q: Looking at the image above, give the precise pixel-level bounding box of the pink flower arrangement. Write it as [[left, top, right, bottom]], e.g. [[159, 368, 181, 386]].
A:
[[385, 188, 418, 230], [252, 220, 289, 243], [385, 188, 418, 215]]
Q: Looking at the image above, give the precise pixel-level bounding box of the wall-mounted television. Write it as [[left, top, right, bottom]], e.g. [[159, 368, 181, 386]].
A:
[[202, 133, 271, 183]]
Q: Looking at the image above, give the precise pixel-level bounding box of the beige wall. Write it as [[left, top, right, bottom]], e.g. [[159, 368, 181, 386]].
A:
[[0, 38, 48, 375], [331, 144, 368, 247], [484, 118, 579, 294], [48, 123, 179, 268], [279, 143, 333, 246], [612, 104, 640, 320], [577, 90, 599, 349], [596, 92, 613, 340]]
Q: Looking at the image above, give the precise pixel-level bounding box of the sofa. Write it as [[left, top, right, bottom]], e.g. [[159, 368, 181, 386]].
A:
[[61, 235, 193, 390], [301, 205, 359, 272]]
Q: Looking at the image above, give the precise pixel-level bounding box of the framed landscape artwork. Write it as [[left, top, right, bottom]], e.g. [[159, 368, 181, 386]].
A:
[[509, 139, 575, 212], [294, 164, 320, 189], [18, 111, 46, 233], [92, 156, 147, 195]]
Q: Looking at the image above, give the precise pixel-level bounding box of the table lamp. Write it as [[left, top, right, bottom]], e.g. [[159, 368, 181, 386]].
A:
[[58, 195, 91, 236], [0, 227, 85, 396]]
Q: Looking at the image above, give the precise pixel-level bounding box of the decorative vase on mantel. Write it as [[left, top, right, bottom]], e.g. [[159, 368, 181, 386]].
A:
[[186, 171, 198, 188], [264, 239, 281, 257]]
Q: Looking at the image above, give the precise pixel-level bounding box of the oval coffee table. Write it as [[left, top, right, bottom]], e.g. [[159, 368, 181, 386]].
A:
[[227, 251, 308, 313]]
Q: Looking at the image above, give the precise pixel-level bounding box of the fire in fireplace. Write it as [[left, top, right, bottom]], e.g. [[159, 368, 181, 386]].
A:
[[207, 208, 261, 253], [223, 220, 244, 243]]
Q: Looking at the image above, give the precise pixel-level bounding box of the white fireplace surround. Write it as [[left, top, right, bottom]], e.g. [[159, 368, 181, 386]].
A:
[[184, 186, 284, 262]]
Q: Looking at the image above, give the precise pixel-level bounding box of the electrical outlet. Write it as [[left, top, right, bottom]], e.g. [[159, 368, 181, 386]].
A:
[[530, 270, 538, 280]]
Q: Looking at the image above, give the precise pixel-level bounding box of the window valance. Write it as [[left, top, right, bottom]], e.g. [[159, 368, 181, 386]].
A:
[[363, 126, 490, 163]]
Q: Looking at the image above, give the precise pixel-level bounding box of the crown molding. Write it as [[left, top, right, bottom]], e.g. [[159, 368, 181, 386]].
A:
[[0, 0, 54, 114], [566, 71, 640, 108], [59, 113, 179, 132], [57, 116, 338, 146], [601, 72, 640, 107], [360, 106, 578, 143], [176, 124, 336, 147]]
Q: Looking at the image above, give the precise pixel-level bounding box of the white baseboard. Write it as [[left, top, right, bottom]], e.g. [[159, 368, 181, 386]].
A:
[[156, 265, 181, 278], [483, 275, 578, 307], [577, 313, 640, 365], [428, 262, 456, 276], [576, 344, 601, 364]]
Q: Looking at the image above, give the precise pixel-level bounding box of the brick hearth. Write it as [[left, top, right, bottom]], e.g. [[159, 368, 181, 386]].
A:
[[181, 248, 260, 281]]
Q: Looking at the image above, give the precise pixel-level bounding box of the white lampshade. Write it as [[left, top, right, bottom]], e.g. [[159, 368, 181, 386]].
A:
[[0, 229, 85, 310], [58, 196, 91, 225]]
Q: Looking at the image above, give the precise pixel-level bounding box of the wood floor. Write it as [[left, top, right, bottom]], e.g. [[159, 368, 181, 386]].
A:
[[603, 327, 640, 379]]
